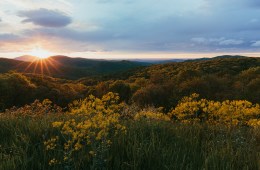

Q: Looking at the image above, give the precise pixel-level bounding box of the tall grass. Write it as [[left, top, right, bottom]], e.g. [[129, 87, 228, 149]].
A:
[[109, 121, 259, 170], [0, 116, 259, 170]]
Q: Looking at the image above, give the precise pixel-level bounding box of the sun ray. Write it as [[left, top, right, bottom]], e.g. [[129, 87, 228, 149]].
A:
[[33, 60, 40, 74], [14, 57, 38, 71], [46, 58, 62, 73], [24, 58, 39, 72], [40, 59, 44, 75], [43, 59, 51, 76]]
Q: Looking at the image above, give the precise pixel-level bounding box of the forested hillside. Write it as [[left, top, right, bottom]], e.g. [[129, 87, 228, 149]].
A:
[[0, 56, 147, 79], [0, 57, 259, 111], [122, 57, 260, 109], [80, 57, 260, 110]]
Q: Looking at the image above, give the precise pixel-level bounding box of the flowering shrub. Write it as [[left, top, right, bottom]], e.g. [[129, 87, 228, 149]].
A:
[[45, 92, 126, 168], [134, 107, 170, 121], [170, 94, 260, 126], [2, 99, 62, 118], [247, 119, 260, 128]]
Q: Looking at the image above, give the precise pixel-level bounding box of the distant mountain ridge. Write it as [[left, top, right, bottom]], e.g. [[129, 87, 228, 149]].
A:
[[13, 54, 249, 63], [0, 55, 148, 79], [186, 55, 247, 62], [214, 55, 247, 59], [14, 55, 39, 62], [128, 58, 186, 64], [0, 54, 254, 80], [128, 55, 248, 64]]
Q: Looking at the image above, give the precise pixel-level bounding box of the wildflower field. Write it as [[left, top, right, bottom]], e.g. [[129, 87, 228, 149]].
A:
[[0, 93, 259, 170]]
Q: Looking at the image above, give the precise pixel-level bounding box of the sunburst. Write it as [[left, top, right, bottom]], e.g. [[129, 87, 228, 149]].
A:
[[18, 48, 62, 76], [29, 47, 52, 59]]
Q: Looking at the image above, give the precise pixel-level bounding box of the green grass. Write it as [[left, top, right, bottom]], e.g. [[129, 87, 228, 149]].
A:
[[109, 121, 259, 170], [0, 116, 259, 170]]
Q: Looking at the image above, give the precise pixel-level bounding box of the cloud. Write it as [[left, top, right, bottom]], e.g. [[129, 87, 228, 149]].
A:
[[219, 39, 244, 45], [0, 33, 21, 42], [18, 8, 72, 27], [191, 37, 207, 44], [250, 18, 259, 23], [251, 41, 260, 47], [191, 37, 244, 46], [1, 0, 260, 55]]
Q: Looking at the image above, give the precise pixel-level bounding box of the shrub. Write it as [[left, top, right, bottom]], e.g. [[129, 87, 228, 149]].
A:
[[170, 93, 260, 126], [44, 92, 126, 168]]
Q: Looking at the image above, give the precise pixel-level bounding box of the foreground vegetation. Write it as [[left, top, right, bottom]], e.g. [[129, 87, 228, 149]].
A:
[[0, 57, 259, 169], [0, 93, 259, 169]]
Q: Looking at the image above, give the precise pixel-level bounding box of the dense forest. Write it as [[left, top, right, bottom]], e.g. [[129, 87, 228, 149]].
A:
[[0, 57, 259, 111]]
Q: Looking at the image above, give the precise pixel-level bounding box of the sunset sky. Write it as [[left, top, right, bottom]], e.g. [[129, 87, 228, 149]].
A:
[[1, 0, 260, 59]]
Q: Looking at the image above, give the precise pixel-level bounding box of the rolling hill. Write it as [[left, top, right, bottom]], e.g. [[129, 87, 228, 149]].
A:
[[0, 56, 259, 111], [14, 55, 39, 62], [0, 56, 149, 79]]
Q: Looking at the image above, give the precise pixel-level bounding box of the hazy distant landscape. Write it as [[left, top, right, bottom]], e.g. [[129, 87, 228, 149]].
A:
[[0, 55, 149, 79], [0, 0, 260, 169]]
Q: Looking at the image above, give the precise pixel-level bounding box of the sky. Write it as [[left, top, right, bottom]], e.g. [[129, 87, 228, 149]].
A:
[[0, 0, 260, 59]]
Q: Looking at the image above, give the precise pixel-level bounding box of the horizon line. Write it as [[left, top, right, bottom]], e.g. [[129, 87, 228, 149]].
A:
[[1, 52, 260, 60]]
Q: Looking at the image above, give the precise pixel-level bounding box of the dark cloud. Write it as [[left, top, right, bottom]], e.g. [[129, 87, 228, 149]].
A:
[[18, 8, 72, 27]]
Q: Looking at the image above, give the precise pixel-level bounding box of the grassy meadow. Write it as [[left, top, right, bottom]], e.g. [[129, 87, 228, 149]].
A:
[[0, 93, 259, 170]]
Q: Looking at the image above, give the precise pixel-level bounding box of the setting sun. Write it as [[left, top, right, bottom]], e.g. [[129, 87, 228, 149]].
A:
[[29, 48, 52, 59]]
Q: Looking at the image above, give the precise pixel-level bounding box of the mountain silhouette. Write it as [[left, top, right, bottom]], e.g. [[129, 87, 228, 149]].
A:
[[14, 55, 39, 62], [0, 55, 148, 79]]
